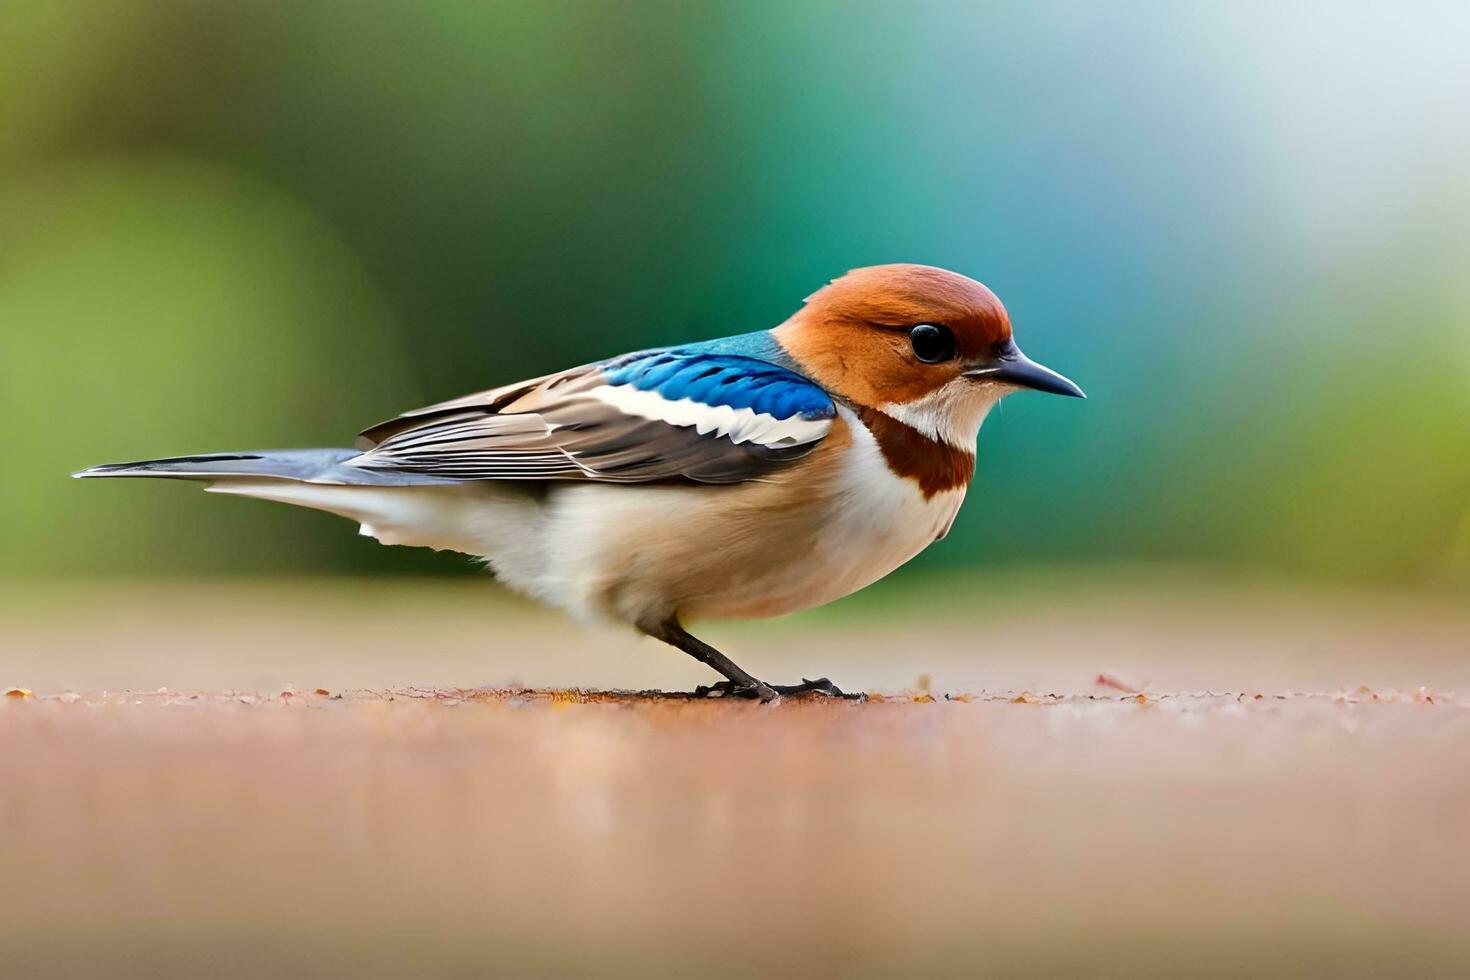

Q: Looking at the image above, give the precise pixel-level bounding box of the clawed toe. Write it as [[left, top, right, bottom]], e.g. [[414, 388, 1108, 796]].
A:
[[770, 677, 863, 700], [693, 676, 861, 702], [693, 679, 778, 702]]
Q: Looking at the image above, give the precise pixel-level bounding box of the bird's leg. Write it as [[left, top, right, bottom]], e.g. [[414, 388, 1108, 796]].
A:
[[641, 617, 778, 702], [640, 619, 862, 701]]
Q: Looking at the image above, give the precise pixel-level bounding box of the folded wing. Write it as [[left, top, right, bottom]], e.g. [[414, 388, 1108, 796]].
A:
[[349, 349, 837, 485]]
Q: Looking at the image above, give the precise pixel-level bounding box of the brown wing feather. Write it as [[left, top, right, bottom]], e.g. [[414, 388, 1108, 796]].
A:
[[355, 366, 599, 449], [350, 363, 829, 486]]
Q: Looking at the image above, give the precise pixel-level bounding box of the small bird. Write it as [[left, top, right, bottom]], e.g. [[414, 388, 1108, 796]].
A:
[[78, 264, 1083, 700]]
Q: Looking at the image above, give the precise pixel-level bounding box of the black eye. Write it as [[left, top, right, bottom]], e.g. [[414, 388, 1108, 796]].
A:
[[908, 323, 956, 364]]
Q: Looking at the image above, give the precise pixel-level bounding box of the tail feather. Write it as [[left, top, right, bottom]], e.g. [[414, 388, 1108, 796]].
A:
[[74, 449, 458, 486], [74, 448, 540, 557]]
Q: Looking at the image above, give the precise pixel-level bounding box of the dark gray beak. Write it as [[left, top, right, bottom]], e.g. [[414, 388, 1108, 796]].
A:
[[964, 344, 1085, 398]]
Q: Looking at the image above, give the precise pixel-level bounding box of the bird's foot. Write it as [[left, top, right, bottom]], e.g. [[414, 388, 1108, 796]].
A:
[[770, 677, 863, 700], [693, 677, 861, 702], [693, 679, 779, 702]]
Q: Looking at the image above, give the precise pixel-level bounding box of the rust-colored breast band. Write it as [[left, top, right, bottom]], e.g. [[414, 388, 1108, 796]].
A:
[[854, 406, 974, 498]]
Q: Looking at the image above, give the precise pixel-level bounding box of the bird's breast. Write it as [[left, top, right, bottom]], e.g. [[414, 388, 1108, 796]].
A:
[[526, 405, 969, 624], [666, 406, 967, 619]]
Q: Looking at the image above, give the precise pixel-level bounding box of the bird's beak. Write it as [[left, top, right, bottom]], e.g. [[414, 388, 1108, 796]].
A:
[[964, 345, 1085, 398]]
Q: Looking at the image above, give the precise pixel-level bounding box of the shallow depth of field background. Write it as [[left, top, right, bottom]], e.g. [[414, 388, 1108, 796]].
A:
[[3, 0, 1468, 587], [2, 4, 1469, 978]]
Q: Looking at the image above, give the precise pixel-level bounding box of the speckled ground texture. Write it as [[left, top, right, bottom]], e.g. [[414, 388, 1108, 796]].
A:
[[3, 575, 1468, 978]]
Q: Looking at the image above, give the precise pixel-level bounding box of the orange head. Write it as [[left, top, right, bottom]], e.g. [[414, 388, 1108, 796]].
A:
[[773, 263, 1083, 448]]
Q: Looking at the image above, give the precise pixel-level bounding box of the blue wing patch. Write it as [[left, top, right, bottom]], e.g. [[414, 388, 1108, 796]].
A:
[[352, 334, 837, 485], [602, 349, 835, 422]]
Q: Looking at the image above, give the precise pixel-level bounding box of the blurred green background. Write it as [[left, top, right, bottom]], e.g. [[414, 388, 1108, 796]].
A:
[[2, 0, 1467, 588]]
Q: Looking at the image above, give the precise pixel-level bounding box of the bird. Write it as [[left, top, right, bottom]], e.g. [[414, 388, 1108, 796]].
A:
[[77, 263, 1083, 701]]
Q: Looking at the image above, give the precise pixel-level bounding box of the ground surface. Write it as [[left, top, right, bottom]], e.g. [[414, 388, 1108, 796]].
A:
[[3, 573, 1468, 977]]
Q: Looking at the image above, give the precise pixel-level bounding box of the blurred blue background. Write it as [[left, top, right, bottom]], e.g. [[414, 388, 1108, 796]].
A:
[[3, 0, 1467, 587]]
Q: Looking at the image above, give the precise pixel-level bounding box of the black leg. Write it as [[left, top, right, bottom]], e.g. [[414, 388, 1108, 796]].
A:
[[640, 617, 861, 702], [640, 617, 777, 702]]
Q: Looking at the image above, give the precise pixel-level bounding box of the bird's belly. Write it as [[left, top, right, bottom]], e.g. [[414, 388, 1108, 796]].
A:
[[691, 474, 964, 620], [531, 448, 965, 625], [692, 490, 963, 619]]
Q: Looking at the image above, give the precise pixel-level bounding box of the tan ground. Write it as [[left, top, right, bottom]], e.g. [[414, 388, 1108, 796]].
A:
[[2, 572, 1468, 977]]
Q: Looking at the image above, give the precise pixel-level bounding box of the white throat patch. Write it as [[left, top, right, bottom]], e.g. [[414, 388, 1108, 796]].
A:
[[877, 379, 1010, 448]]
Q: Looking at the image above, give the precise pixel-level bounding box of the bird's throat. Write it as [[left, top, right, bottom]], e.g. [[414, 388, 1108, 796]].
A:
[[854, 406, 975, 499]]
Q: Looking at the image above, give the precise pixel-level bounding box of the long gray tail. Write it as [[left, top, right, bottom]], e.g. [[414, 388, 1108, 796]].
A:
[[74, 448, 523, 555], [73, 449, 457, 486]]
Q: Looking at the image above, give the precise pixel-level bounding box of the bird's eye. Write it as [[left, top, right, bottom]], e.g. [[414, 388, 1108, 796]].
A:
[[908, 323, 956, 364]]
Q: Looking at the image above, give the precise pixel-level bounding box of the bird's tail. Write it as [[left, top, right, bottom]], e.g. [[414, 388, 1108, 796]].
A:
[[73, 448, 455, 486], [73, 449, 525, 555]]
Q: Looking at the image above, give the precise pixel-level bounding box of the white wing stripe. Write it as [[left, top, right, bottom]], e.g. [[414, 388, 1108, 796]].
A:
[[586, 385, 829, 449]]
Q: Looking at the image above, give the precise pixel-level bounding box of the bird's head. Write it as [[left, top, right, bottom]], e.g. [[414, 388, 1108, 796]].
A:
[[773, 263, 1083, 449]]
